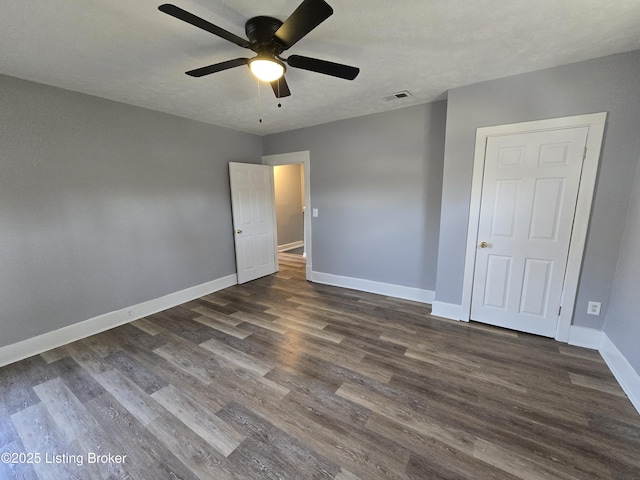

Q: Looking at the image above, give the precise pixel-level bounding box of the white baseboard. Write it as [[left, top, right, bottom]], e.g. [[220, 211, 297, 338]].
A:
[[305, 264, 313, 281], [278, 240, 304, 252], [600, 333, 640, 414], [311, 271, 434, 304], [567, 325, 604, 350], [430, 301, 464, 320], [0, 274, 238, 368]]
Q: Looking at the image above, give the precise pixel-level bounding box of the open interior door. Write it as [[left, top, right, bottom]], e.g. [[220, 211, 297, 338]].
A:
[[229, 162, 278, 284]]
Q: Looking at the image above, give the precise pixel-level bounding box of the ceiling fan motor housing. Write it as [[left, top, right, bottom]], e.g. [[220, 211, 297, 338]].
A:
[[245, 16, 285, 55]]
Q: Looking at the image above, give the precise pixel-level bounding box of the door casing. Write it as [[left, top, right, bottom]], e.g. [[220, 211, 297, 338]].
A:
[[461, 113, 607, 342]]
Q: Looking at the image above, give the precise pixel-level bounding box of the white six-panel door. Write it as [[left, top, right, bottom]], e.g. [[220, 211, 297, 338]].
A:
[[229, 162, 277, 284], [470, 127, 589, 336]]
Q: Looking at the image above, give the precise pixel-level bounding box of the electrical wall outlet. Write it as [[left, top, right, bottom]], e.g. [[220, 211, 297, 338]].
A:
[[587, 301, 601, 316]]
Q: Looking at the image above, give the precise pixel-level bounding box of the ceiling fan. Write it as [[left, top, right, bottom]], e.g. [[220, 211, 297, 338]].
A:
[[158, 0, 360, 98]]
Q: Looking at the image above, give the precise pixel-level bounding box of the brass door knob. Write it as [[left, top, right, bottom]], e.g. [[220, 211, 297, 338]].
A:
[[236, 229, 243, 234], [480, 241, 488, 248]]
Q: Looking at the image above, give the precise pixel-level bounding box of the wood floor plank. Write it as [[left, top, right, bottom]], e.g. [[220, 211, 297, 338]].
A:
[[130, 317, 164, 336], [151, 384, 245, 457], [152, 343, 214, 385], [104, 349, 169, 395], [86, 392, 198, 480], [39, 346, 70, 364], [190, 305, 244, 326], [92, 369, 164, 426], [0, 439, 39, 480], [404, 347, 530, 393], [265, 369, 372, 429], [154, 340, 290, 402], [290, 323, 346, 344], [48, 356, 106, 404], [268, 307, 330, 329], [247, 391, 411, 480], [191, 314, 252, 339], [33, 378, 101, 443], [218, 402, 340, 479], [105, 322, 167, 352], [121, 339, 233, 411], [33, 377, 131, 479], [366, 413, 519, 480], [230, 310, 289, 334], [0, 355, 52, 415], [267, 333, 395, 384], [64, 340, 111, 376], [568, 372, 627, 397], [473, 437, 596, 480], [145, 412, 238, 480], [0, 401, 18, 454], [11, 403, 79, 479], [199, 337, 274, 376], [336, 380, 475, 455], [333, 468, 363, 480]]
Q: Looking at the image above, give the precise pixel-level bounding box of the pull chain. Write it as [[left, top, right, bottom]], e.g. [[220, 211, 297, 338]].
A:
[[257, 79, 263, 124]]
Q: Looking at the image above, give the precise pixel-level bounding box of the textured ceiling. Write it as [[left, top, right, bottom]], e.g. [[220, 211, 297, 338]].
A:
[[2, 1, 640, 135]]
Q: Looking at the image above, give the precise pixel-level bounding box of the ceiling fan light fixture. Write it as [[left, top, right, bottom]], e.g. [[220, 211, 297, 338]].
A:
[[249, 56, 286, 82]]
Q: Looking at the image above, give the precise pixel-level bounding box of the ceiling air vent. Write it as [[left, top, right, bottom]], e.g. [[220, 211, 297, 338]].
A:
[[383, 90, 411, 101]]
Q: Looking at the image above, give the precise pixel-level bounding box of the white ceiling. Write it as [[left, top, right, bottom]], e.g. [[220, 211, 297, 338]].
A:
[[2, 1, 640, 135]]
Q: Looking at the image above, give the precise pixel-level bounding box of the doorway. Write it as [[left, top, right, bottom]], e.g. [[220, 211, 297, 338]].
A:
[[461, 113, 607, 341], [273, 163, 306, 256], [262, 151, 312, 281]]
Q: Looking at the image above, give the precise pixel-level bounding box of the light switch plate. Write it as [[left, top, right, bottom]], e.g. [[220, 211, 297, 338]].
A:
[[312, 208, 318, 217]]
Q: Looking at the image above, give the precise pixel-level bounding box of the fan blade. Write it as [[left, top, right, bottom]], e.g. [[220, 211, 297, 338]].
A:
[[270, 77, 291, 98], [186, 58, 249, 77], [159, 4, 249, 48], [287, 55, 359, 80], [274, 0, 333, 50]]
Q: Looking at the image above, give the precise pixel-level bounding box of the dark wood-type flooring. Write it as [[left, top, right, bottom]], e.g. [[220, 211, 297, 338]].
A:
[[1, 254, 639, 479]]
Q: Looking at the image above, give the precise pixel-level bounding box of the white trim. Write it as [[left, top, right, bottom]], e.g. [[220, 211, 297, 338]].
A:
[[278, 240, 304, 252], [567, 325, 604, 350], [430, 301, 464, 321], [600, 334, 640, 414], [311, 271, 435, 304], [263, 151, 312, 281], [556, 115, 606, 341], [0, 274, 237, 368], [460, 113, 607, 342]]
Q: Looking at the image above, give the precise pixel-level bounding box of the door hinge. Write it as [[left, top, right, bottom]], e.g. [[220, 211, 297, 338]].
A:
[[583, 146, 587, 160], [558, 305, 562, 316]]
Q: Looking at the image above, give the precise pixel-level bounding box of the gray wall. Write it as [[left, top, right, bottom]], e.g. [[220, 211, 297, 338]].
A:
[[0, 74, 262, 348], [604, 157, 640, 374], [436, 50, 640, 329], [263, 101, 446, 291], [274, 164, 304, 246]]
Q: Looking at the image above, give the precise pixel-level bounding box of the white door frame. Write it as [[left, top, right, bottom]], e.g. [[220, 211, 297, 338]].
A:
[[262, 151, 312, 281], [461, 113, 607, 342]]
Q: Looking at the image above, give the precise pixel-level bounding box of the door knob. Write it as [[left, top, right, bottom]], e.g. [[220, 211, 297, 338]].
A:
[[480, 241, 488, 248], [236, 229, 242, 234]]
